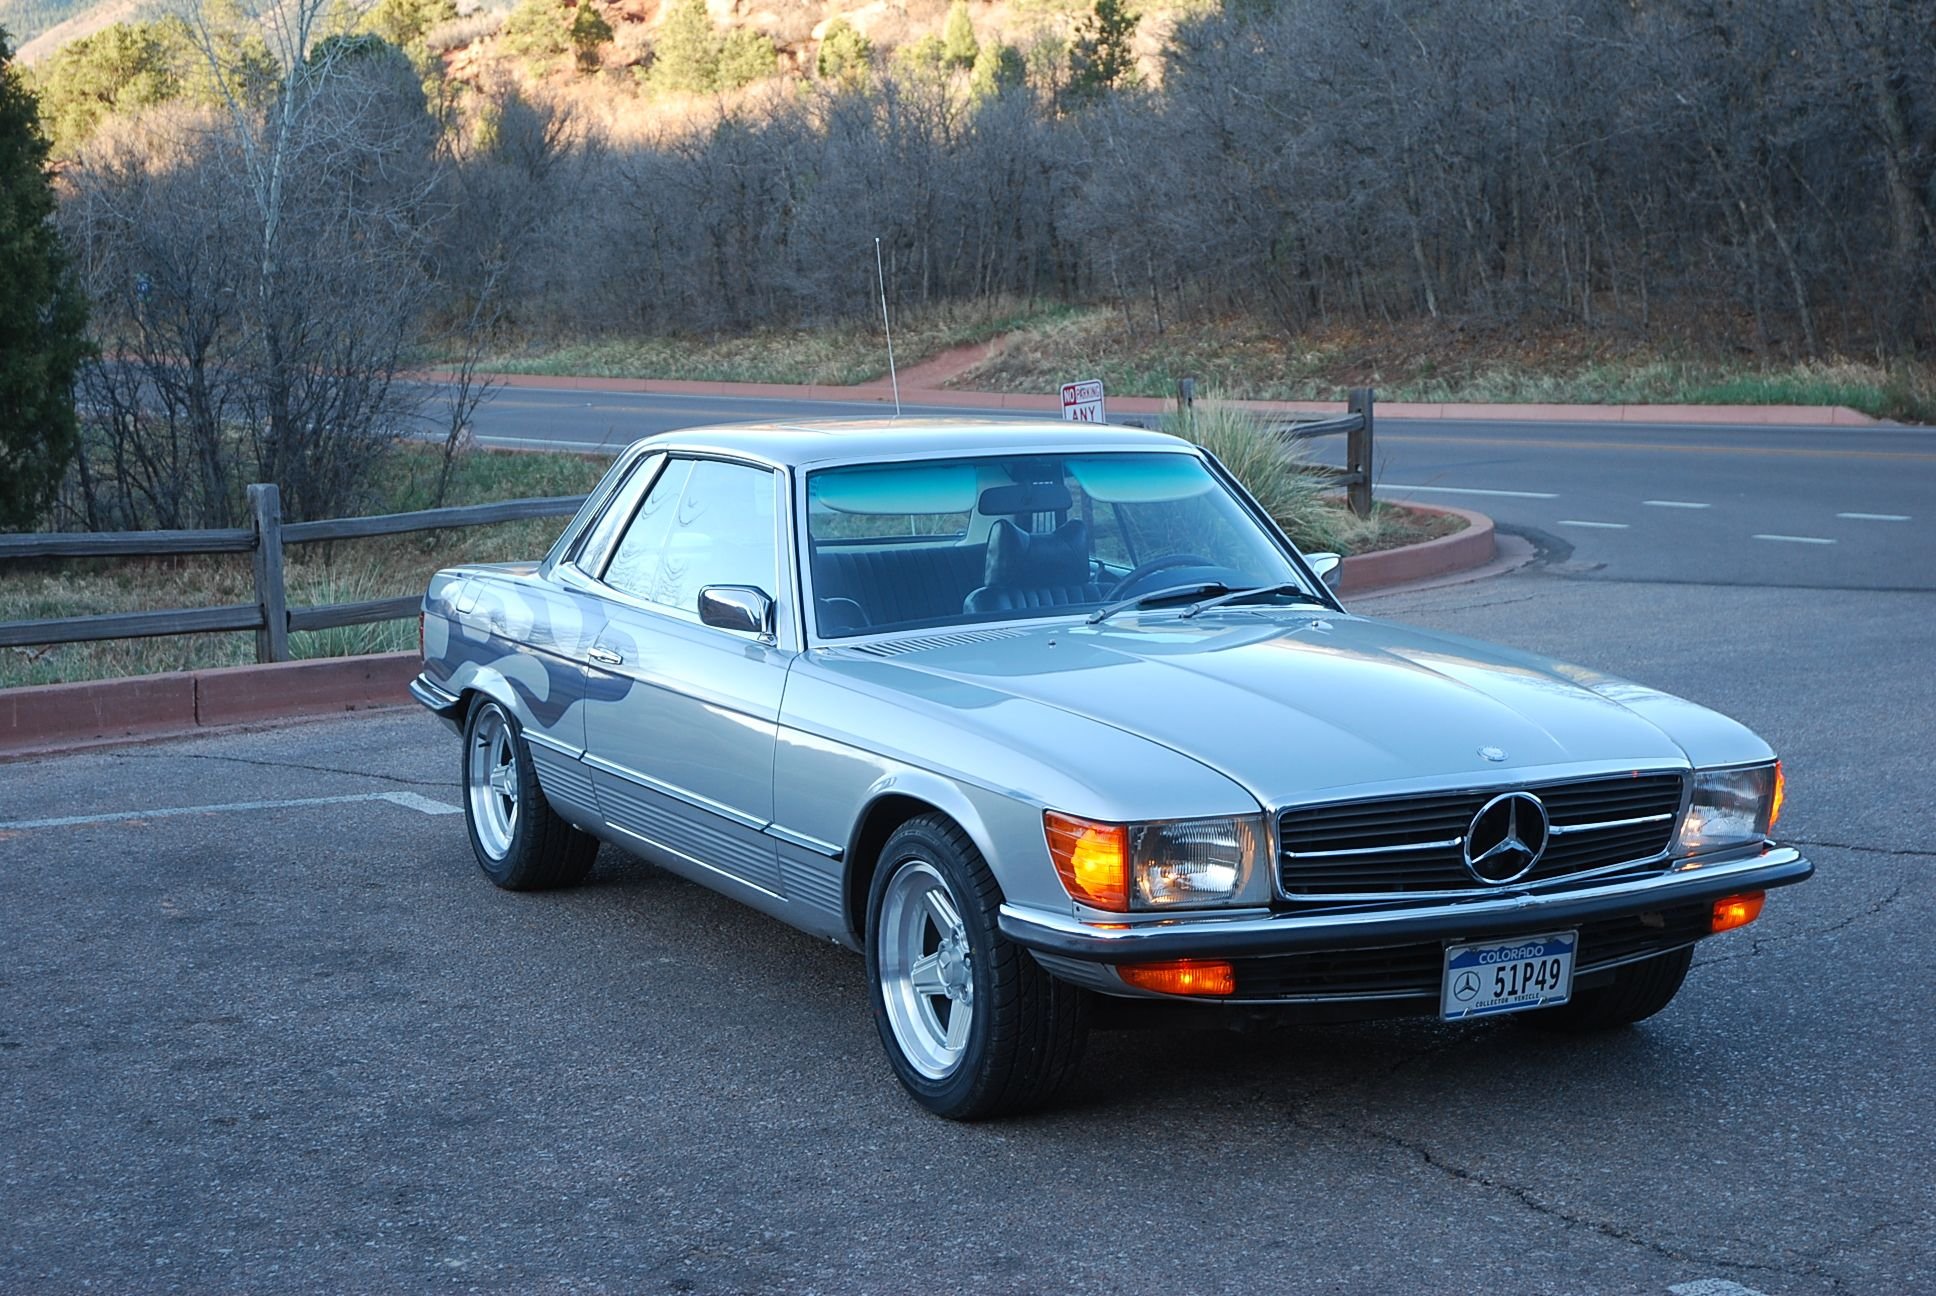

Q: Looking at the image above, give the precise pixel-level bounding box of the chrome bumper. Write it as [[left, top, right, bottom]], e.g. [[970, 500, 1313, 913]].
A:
[[409, 673, 465, 728], [997, 846, 1812, 962]]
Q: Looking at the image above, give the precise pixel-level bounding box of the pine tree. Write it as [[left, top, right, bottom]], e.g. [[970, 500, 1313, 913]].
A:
[[650, 0, 721, 93], [816, 19, 870, 86], [1067, 0, 1136, 100], [941, 0, 978, 70], [716, 28, 777, 90], [569, 0, 612, 72], [0, 28, 89, 530], [967, 40, 1024, 99]]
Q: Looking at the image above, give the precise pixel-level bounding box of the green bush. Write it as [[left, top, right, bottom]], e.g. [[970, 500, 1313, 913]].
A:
[[717, 28, 777, 90], [942, 0, 979, 68], [816, 19, 871, 85]]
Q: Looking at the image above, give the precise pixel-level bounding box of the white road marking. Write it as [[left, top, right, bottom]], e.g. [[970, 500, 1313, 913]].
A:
[[1383, 484, 1560, 499], [1668, 1280, 1773, 1296], [1558, 519, 1630, 529], [1643, 499, 1711, 509], [1837, 511, 1910, 521], [1753, 534, 1837, 545], [0, 791, 461, 832], [474, 435, 624, 453]]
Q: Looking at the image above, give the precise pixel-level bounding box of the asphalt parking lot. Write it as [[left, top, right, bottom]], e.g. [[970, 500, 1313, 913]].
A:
[[2, 566, 1931, 1294]]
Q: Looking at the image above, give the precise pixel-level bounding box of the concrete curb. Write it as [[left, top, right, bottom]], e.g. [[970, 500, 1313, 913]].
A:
[[1336, 505, 1495, 595], [1, 652, 420, 761], [422, 369, 1881, 427], [1, 504, 1499, 758]]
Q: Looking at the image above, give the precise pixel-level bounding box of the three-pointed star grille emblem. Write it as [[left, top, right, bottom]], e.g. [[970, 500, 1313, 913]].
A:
[[1462, 792, 1550, 884]]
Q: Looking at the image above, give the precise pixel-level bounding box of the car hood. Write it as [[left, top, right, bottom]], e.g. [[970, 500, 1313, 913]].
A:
[[828, 613, 1757, 808]]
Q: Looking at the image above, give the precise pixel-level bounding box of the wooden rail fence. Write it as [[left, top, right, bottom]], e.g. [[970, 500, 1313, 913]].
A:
[[0, 486, 587, 663], [1175, 382, 1377, 517]]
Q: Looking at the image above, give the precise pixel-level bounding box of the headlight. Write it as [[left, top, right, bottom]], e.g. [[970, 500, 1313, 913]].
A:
[[1046, 812, 1264, 911], [1676, 762, 1782, 857]]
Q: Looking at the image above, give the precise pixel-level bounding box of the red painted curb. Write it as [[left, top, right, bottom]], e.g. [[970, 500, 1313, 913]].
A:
[[1, 652, 420, 760], [0, 671, 199, 753], [1337, 505, 1495, 595], [193, 652, 421, 727]]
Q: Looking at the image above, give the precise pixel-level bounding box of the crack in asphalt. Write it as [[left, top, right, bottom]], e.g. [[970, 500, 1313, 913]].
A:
[[108, 749, 458, 791], [1786, 836, 1936, 861], [1696, 882, 1909, 968], [1283, 1105, 1845, 1291]]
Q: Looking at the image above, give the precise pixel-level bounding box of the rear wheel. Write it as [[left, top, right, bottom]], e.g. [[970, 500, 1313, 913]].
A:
[[462, 699, 597, 891], [1516, 945, 1694, 1031], [866, 814, 1089, 1119]]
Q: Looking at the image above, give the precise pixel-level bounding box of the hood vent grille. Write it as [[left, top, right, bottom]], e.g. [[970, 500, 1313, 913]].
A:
[[845, 627, 1034, 657]]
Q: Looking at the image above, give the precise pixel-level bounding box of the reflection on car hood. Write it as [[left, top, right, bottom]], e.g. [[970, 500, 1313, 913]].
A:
[[832, 613, 1733, 807]]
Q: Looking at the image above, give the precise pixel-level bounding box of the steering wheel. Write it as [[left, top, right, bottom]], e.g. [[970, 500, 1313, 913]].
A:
[[1105, 553, 1217, 599]]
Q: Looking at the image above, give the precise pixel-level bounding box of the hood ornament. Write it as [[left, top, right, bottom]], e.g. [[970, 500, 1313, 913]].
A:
[[1479, 746, 1508, 763]]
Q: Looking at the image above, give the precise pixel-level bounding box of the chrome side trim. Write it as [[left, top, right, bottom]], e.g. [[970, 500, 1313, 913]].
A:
[[581, 751, 768, 832], [1548, 812, 1674, 837], [522, 728, 586, 761], [766, 823, 843, 859], [604, 819, 785, 902]]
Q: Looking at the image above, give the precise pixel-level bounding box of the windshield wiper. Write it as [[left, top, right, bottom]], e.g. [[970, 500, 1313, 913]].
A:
[[1086, 581, 1234, 625], [1178, 582, 1324, 619]]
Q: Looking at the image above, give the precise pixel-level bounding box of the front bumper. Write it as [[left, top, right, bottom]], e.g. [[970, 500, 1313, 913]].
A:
[[998, 845, 1811, 962]]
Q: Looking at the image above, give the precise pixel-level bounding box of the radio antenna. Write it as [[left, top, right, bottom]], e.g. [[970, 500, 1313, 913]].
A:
[[874, 236, 901, 417]]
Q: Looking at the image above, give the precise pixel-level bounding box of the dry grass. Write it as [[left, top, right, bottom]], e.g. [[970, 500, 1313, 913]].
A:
[[455, 299, 1084, 387], [957, 311, 1936, 422], [3, 445, 610, 689], [1162, 401, 1460, 556]]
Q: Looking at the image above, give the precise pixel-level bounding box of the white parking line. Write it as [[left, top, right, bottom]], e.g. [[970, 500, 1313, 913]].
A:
[[1558, 520, 1630, 529], [1753, 534, 1837, 545], [1668, 1280, 1772, 1296], [0, 791, 462, 832], [1643, 499, 1711, 509], [1837, 512, 1910, 521], [1383, 484, 1560, 499]]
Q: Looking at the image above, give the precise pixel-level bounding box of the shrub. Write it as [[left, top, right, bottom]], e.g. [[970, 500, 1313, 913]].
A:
[[816, 19, 871, 85]]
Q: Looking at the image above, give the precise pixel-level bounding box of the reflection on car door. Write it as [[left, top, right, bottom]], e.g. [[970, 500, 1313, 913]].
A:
[[580, 457, 793, 899]]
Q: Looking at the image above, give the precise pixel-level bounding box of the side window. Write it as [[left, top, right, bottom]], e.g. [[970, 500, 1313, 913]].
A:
[[571, 452, 665, 574], [601, 459, 778, 616]]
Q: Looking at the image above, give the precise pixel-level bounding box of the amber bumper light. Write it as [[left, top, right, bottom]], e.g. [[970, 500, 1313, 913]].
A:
[[1117, 960, 1236, 997], [1711, 891, 1766, 934]]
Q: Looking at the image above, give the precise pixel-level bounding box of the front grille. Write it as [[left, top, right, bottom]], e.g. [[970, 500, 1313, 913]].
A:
[[1229, 903, 1710, 1001], [1277, 772, 1684, 898]]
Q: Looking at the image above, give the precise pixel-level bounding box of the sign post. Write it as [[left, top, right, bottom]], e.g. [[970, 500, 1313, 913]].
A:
[[1059, 378, 1105, 423]]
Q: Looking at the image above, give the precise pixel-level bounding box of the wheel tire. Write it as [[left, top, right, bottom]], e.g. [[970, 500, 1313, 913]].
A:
[[1516, 945, 1694, 1032], [461, 699, 597, 891], [865, 814, 1089, 1120]]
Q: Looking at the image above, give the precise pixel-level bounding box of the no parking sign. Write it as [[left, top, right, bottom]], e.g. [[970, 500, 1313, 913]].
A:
[[1059, 378, 1105, 422]]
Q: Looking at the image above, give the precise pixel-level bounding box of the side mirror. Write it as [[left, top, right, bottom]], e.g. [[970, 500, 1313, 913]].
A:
[[698, 585, 774, 636], [1305, 552, 1342, 592]]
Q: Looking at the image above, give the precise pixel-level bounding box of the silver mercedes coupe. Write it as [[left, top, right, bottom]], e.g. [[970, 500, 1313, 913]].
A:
[[410, 419, 1811, 1119]]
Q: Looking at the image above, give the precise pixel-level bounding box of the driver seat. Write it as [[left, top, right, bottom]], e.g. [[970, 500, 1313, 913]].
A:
[[963, 518, 1103, 614]]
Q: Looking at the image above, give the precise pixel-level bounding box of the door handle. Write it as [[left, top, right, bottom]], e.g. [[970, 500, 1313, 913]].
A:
[[587, 646, 623, 667]]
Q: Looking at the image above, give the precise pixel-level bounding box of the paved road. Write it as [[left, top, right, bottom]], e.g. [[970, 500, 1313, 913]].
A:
[[4, 560, 1931, 1292], [441, 384, 1936, 592]]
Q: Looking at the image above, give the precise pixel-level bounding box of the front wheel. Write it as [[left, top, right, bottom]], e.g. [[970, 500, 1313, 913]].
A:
[[462, 699, 597, 891], [866, 815, 1089, 1119], [1515, 945, 1694, 1031]]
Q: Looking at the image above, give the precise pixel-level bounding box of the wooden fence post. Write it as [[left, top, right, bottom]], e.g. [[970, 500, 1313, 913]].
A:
[[248, 483, 290, 663], [1346, 388, 1375, 518]]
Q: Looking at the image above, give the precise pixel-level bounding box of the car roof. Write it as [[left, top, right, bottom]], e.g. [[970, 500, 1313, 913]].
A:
[[633, 417, 1195, 470]]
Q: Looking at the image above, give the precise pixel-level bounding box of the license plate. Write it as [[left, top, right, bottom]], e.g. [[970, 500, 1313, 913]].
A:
[[1441, 930, 1577, 1020]]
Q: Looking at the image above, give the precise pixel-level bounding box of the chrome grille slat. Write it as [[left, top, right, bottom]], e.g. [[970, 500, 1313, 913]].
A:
[[1277, 772, 1685, 899]]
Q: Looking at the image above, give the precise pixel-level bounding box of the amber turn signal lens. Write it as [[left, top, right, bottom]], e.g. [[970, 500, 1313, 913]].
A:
[[1045, 812, 1128, 911], [1770, 761, 1786, 832], [1711, 891, 1765, 934], [1118, 960, 1236, 997]]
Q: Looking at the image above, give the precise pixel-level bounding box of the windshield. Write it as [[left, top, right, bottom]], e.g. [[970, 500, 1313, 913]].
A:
[[804, 450, 1312, 638]]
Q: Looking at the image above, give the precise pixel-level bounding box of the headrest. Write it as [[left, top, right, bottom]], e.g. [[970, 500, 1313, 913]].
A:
[[985, 518, 1090, 588], [978, 481, 1074, 515]]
